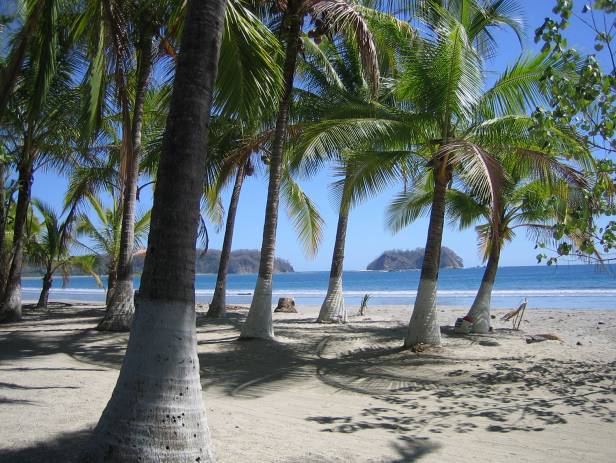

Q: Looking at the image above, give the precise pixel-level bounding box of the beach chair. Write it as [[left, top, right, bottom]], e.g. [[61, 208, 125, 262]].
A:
[[501, 298, 528, 330]]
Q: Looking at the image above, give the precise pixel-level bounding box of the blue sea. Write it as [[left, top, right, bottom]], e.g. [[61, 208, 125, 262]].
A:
[[21, 264, 616, 310]]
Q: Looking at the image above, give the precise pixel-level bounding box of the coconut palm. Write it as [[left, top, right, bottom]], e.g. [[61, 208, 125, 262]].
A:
[[74, 194, 150, 307], [204, 115, 324, 318], [0, 0, 65, 123], [240, 0, 385, 339], [0, 49, 83, 323], [74, 0, 284, 330], [27, 200, 101, 309], [83, 0, 227, 459], [291, 4, 595, 347], [387, 153, 590, 334], [291, 21, 414, 323]]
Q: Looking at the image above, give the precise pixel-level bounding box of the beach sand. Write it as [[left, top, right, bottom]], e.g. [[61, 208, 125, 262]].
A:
[[0, 301, 615, 462]]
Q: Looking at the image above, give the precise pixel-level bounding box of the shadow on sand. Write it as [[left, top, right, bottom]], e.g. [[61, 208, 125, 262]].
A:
[[1, 307, 616, 461]]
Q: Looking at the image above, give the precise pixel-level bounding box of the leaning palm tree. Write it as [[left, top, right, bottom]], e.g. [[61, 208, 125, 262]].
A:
[[83, 0, 228, 459], [241, 0, 385, 339], [388, 155, 590, 334], [461, 155, 590, 332]]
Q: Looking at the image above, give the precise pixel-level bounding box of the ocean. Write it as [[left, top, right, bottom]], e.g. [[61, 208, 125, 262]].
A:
[[21, 264, 616, 310]]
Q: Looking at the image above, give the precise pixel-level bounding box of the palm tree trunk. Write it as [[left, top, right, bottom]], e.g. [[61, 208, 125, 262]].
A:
[[105, 264, 117, 305], [207, 162, 247, 318], [0, 162, 8, 297], [317, 203, 350, 323], [83, 1, 226, 460], [240, 2, 303, 340], [36, 269, 53, 309], [98, 30, 154, 332], [404, 161, 450, 348], [466, 236, 501, 334], [0, 158, 33, 323]]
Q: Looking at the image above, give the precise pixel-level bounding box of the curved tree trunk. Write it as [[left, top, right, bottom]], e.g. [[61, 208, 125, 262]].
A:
[[240, 3, 302, 340], [207, 162, 247, 318], [83, 1, 226, 461], [36, 270, 52, 309], [466, 237, 501, 334], [98, 30, 154, 332], [317, 203, 349, 323], [0, 159, 33, 323], [404, 161, 449, 348]]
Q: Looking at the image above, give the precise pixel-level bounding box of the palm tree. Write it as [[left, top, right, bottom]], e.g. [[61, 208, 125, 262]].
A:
[[0, 0, 64, 123], [387, 157, 589, 334], [83, 0, 227, 459], [0, 50, 82, 322], [461, 168, 588, 332], [290, 26, 412, 323], [74, 194, 150, 307], [206, 157, 254, 318], [290, 5, 591, 347], [27, 200, 101, 309], [241, 0, 383, 339]]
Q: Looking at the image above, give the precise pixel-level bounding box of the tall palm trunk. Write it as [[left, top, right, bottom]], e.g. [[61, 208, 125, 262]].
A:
[[36, 268, 53, 309], [0, 162, 8, 296], [317, 202, 350, 323], [84, 1, 226, 460], [0, 152, 33, 323], [240, 2, 303, 340], [207, 162, 247, 318], [404, 160, 450, 348], [466, 235, 501, 334], [98, 31, 154, 332]]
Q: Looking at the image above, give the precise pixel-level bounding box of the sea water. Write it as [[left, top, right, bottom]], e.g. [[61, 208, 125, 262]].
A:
[[21, 264, 616, 310]]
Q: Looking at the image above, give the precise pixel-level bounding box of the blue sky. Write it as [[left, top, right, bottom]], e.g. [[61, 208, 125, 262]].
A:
[[30, 0, 611, 271]]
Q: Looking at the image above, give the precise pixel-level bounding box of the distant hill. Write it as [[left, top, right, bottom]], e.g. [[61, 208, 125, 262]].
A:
[[367, 247, 463, 271], [24, 249, 294, 276]]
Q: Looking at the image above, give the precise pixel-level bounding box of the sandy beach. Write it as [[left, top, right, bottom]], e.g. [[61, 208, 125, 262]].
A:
[[0, 302, 615, 462]]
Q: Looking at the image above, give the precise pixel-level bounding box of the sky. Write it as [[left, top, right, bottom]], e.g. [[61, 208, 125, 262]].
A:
[[28, 0, 613, 272]]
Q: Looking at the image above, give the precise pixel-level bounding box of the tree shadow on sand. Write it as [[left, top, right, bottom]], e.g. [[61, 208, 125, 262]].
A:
[[0, 429, 90, 463]]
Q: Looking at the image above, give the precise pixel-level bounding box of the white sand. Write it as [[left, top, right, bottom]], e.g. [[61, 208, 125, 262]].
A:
[[0, 302, 615, 462]]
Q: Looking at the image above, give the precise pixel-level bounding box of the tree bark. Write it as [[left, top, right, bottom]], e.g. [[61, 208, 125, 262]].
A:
[[404, 160, 450, 348], [240, 2, 303, 340], [0, 162, 8, 298], [317, 203, 349, 323], [207, 162, 247, 318], [105, 265, 117, 306], [466, 236, 501, 334], [83, 1, 226, 461], [98, 30, 154, 332], [36, 270, 52, 309], [0, 157, 33, 323]]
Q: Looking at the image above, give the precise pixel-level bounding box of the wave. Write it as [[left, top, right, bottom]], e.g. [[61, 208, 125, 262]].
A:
[[21, 287, 616, 298]]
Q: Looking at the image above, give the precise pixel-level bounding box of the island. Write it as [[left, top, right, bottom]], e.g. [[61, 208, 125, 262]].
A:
[[24, 249, 294, 276], [367, 247, 463, 270]]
